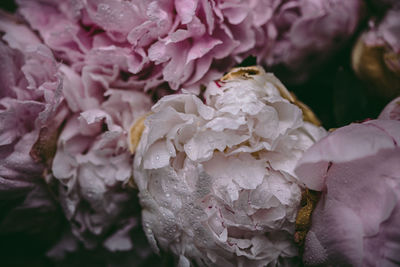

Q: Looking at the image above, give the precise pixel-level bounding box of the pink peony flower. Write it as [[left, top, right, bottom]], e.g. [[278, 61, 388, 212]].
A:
[[48, 62, 154, 256], [16, 0, 364, 93], [253, 0, 364, 83], [16, 0, 257, 92], [0, 12, 66, 241], [52, 81, 151, 251], [30, 25, 162, 265], [295, 118, 400, 266], [0, 9, 156, 262], [0, 10, 155, 261]]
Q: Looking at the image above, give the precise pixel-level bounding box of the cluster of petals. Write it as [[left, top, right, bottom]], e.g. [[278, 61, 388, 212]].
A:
[[0, 14, 66, 241], [295, 102, 400, 266], [134, 67, 326, 266], [253, 0, 364, 83], [48, 51, 153, 255], [16, 0, 363, 92], [0, 10, 156, 261], [8, 1, 158, 257]]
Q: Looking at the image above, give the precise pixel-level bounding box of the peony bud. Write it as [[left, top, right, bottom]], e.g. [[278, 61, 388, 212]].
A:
[[352, 8, 400, 100], [258, 0, 364, 84]]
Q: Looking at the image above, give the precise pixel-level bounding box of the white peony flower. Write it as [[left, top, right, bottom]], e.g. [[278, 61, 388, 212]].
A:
[[133, 66, 326, 266]]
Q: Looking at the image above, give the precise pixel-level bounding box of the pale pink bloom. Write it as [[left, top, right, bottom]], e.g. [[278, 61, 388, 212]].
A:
[[0, 13, 154, 257], [17, 0, 364, 92], [295, 119, 400, 266], [134, 67, 326, 266], [16, 0, 256, 92], [252, 0, 364, 83], [0, 13, 66, 240], [50, 63, 153, 252], [7, 0, 161, 257]]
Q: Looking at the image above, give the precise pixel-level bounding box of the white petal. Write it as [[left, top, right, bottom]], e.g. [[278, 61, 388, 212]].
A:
[[143, 140, 171, 169]]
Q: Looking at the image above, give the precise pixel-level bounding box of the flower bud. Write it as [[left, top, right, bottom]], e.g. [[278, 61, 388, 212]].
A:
[[352, 8, 400, 100]]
